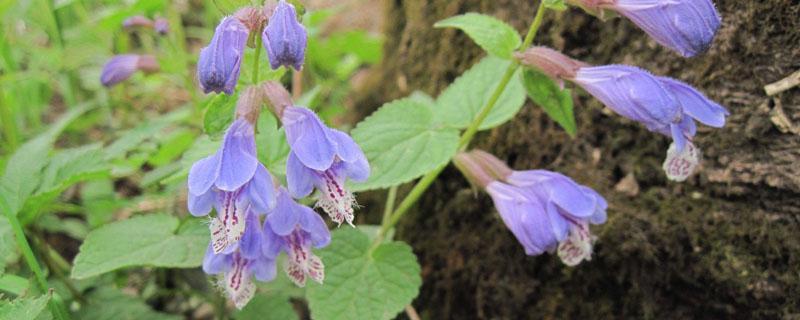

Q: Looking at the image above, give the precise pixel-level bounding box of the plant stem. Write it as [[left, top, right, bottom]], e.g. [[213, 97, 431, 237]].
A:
[[381, 186, 398, 226], [251, 32, 264, 84], [376, 2, 548, 240]]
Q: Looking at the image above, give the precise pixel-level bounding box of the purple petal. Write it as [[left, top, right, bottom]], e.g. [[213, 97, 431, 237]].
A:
[[263, 1, 307, 70], [261, 221, 285, 259], [281, 107, 336, 171], [251, 255, 278, 282], [298, 206, 330, 248], [581, 186, 608, 225], [245, 164, 277, 214], [545, 200, 569, 242], [101, 55, 140, 87], [215, 119, 259, 191], [286, 152, 317, 198], [202, 245, 231, 275], [187, 189, 216, 217], [197, 17, 249, 94], [188, 153, 220, 196], [239, 211, 263, 260], [671, 123, 687, 153], [267, 189, 300, 236], [487, 182, 554, 256], [658, 77, 728, 128], [329, 130, 371, 182]]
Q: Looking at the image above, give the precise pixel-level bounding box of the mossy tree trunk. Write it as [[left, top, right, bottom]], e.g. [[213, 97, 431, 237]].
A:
[[351, 0, 800, 318]]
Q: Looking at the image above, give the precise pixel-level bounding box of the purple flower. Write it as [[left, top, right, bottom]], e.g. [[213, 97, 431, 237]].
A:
[[262, 188, 330, 287], [188, 119, 277, 253], [203, 211, 277, 309], [281, 106, 369, 226], [262, 1, 307, 70], [154, 18, 169, 35], [197, 16, 249, 94], [101, 55, 141, 87], [122, 16, 153, 29], [573, 65, 728, 151], [569, 0, 721, 57], [487, 170, 607, 266]]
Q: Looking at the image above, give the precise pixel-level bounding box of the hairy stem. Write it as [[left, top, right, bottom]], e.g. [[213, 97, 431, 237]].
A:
[[376, 2, 548, 240]]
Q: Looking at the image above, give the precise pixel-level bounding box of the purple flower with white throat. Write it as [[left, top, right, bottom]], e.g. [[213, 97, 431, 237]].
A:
[[262, 188, 330, 287], [203, 211, 277, 309], [188, 118, 277, 254], [455, 151, 607, 266], [282, 106, 369, 226], [197, 16, 249, 94], [262, 0, 307, 70], [567, 0, 721, 57]]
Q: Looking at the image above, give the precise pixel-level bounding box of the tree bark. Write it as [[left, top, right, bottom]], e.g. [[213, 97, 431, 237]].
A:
[[352, 0, 800, 318]]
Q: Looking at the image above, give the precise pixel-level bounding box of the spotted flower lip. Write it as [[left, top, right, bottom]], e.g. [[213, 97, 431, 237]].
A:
[[197, 16, 249, 94], [282, 106, 369, 226], [187, 118, 277, 253], [203, 210, 277, 309], [568, 0, 721, 57], [262, 0, 307, 70], [262, 188, 330, 287]]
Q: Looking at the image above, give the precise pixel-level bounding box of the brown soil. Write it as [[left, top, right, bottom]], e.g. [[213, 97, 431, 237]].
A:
[[350, 0, 800, 319]]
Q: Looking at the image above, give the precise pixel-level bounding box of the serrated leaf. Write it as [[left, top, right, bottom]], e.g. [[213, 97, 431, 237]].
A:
[[77, 287, 181, 320], [306, 229, 421, 320], [543, 0, 568, 11], [71, 214, 208, 279], [351, 98, 460, 191], [435, 56, 526, 130], [234, 293, 298, 320], [203, 94, 237, 138], [0, 294, 50, 320], [521, 69, 577, 136], [434, 13, 521, 59]]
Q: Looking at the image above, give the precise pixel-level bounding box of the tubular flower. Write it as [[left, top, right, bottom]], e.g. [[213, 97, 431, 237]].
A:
[[188, 118, 277, 253], [100, 55, 159, 87], [197, 16, 249, 94], [455, 151, 607, 266], [567, 0, 721, 57], [154, 18, 169, 35], [262, 0, 307, 70], [282, 106, 370, 226], [516, 47, 729, 181], [203, 211, 277, 309], [262, 188, 330, 287]]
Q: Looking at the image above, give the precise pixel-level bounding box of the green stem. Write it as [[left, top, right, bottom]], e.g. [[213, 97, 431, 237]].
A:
[[381, 186, 398, 227], [376, 2, 548, 240], [0, 198, 70, 319], [251, 32, 264, 84]]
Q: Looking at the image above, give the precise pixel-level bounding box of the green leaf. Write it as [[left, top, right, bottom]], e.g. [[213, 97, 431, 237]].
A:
[[0, 273, 29, 296], [0, 216, 18, 274], [0, 294, 50, 320], [521, 69, 577, 137], [256, 112, 290, 177], [71, 214, 208, 279], [351, 98, 460, 191], [159, 136, 220, 185], [147, 129, 196, 167], [105, 108, 190, 161], [435, 56, 526, 130], [306, 229, 421, 320], [434, 13, 521, 59], [210, 0, 256, 15], [234, 293, 298, 320], [543, 0, 568, 11], [77, 287, 181, 320], [203, 94, 237, 139]]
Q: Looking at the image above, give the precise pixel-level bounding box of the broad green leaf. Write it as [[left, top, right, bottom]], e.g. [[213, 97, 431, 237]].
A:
[[256, 112, 290, 177], [71, 214, 208, 279], [306, 229, 421, 320], [351, 98, 460, 191], [434, 13, 521, 59], [521, 69, 577, 137], [0, 104, 92, 215], [0, 294, 50, 320], [543, 0, 568, 11], [234, 293, 298, 320], [0, 273, 29, 296], [0, 216, 17, 274], [435, 56, 526, 130], [105, 108, 190, 161], [203, 94, 237, 139], [147, 129, 196, 167], [159, 136, 220, 185], [77, 287, 181, 320]]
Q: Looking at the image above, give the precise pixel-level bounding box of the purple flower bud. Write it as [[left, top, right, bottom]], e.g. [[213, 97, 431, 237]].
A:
[[154, 18, 169, 35], [188, 119, 277, 253], [514, 47, 589, 83], [203, 211, 277, 309], [572, 0, 721, 57], [197, 17, 250, 95], [282, 106, 370, 226], [262, 188, 330, 287], [122, 15, 153, 29], [101, 55, 159, 87], [262, 1, 307, 70]]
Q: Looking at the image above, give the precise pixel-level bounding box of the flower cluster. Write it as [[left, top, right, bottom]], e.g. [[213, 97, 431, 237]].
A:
[[187, 1, 369, 308], [101, 16, 169, 87], [455, 150, 607, 266], [516, 45, 728, 181]]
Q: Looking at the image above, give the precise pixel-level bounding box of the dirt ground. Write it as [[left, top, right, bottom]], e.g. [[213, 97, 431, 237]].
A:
[[341, 0, 800, 319]]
